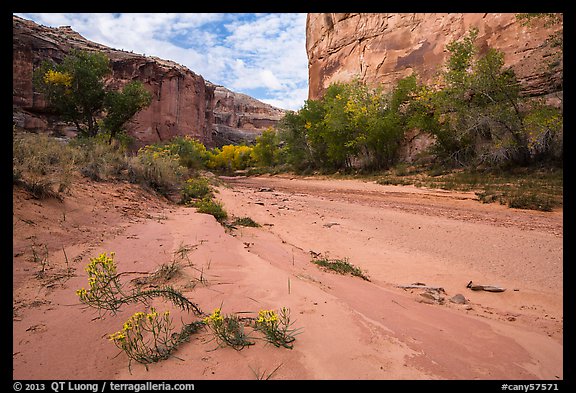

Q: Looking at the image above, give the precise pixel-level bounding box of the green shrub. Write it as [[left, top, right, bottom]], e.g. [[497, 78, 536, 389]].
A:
[[507, 191, 554, 212], [312, 257, 370, 281], [231, 217, 260, 227], [166, 136, 210, 170], [180, 177, 213, 204], [194, 197, 228, 222], [128, 145, 185, 195]]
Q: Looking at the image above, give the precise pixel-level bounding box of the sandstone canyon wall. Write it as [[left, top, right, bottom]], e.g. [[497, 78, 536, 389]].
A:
[[13, 15, 285, 148], [306, 13, 563, 101], [306, 13, 562, 162], [209, 82, 285, 146]]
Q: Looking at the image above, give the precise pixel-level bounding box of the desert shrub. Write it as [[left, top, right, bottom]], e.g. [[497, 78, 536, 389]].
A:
[[127, 145, 186, 195], [76, 251, 301, 369], [163, 135, 210, 170], [312, 257, 370, 281], [253, 308, 300, 349], [108, 308, 203, 367], [71, 137, 130, 181], [230, 217, 260, 228], [180, 177, 213, 205], [194, 197, 228, 222], [507, 190, 554, 211], [12, 131, 80, 199]]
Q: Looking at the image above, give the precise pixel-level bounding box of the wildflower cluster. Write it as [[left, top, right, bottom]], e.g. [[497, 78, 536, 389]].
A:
[[253, 307, 300, 349], [108, 308, 200, 367], [76, 252, 124, 313], [76, 251, 301, 370], [138, 145, 181, 162], [202, 308, 254, 350]]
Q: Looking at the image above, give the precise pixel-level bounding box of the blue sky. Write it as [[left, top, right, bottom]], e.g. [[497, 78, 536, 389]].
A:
[[15, 13, 309, 111]]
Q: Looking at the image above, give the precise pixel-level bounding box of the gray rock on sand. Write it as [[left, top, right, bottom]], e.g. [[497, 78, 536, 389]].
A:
[[450, 294, 468, 304]]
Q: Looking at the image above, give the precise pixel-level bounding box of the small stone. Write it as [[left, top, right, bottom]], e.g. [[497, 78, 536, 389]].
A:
[[450, 294, 468, 304]]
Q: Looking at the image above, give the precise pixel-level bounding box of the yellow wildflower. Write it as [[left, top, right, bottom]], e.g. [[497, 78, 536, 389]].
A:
[[108, 331, 126, 342], [147, 308, 158, 322], [257, 309, 278, 324], [203, 308, 223, 324]]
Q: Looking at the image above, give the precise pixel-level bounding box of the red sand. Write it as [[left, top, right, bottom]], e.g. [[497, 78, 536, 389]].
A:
[[13, 173, 563, 380]]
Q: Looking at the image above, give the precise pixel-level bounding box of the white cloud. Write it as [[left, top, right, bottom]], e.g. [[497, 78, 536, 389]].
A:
[[15, 13, 308, 110], [259, 70, 284, 91], [262, 86, 309, 113]]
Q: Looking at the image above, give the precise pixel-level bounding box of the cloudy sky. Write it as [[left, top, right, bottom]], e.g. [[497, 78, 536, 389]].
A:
[[15, 13, 309, 111]]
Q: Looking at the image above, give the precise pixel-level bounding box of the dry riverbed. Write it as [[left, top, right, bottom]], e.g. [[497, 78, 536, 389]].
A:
[[13, 173, 563, 380]]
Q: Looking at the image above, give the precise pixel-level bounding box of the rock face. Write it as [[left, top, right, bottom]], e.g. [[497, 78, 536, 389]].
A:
[[306, 13, 563, 101], [209, 82, 286, 146], [12, 15, 285, 148]]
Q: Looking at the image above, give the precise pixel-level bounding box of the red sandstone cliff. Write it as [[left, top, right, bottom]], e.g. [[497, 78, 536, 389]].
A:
[[12, 15, 284, 148], [209, 82, 285, 146], [306, 13, 563, 102]]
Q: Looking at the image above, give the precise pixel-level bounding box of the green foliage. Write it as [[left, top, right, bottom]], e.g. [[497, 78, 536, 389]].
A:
[[445, 27, 478, 86], [522, 102, 563, 162], [312, 257, 370, 281], [253, 308, 300, 349], [30, 29, 560, 189], [180, 177, 213, 205], [168, 136, 210, 170], [410, 28, 562, 168], [202, 308, 254, 350], [103, 81, 152, 140], [230, 217, 260, 228], [276, 110, 314, 171], [194, 197, 228, 222], [129, 145, 186, 195], [109, 308, 203, 367], [33, 49, 151, 140], [251, 128, 281, 167], [278, 77, 417, 172], [71, 137, 130, 181], [34, 50, 110, 137]]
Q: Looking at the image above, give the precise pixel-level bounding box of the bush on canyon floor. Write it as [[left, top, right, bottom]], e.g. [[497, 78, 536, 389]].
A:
[[180, 177, 214, 205], [193, 197, 228, 222], [13, 130, 81, 199]]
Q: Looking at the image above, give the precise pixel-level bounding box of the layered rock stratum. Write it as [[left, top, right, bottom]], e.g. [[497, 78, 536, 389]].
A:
[[12, 15, 285, 148], [209, 82, 286, 146], [306, 13, 563, 101]]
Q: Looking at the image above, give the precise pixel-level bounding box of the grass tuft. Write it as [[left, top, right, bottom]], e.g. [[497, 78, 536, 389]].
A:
[[312, 257, 370, 281]]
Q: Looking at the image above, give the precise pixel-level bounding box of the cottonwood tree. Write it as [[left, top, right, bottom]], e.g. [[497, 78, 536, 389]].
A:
[[34, 49, 152, 141]]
